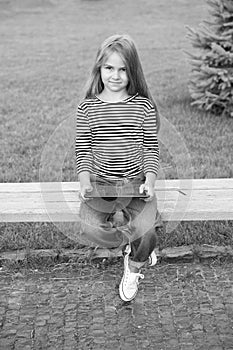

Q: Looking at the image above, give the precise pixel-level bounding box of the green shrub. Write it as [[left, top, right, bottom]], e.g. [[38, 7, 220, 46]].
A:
[[186, 0, 233, 117]]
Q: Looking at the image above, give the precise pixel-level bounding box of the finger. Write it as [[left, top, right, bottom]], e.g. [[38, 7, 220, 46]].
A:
[[144, 189, 154, 201], [83, 194, 92, 201], [78, 192, 85, 202], [80, 190, 91, 201], [139, 184, 145, 194], [144, 196, 153, 202]]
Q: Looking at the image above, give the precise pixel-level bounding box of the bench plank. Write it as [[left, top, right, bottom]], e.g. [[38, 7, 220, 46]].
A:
[[0, 179, 232, 222], [0, 178, 233, 191], [0, 189, 232, 206]]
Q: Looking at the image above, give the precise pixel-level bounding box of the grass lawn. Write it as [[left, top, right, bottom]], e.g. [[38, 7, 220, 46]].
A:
[[0, 0, 232, 253]]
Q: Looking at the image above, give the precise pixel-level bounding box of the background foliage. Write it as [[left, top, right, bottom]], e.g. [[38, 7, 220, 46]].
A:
[[187, 0, 233, 117]]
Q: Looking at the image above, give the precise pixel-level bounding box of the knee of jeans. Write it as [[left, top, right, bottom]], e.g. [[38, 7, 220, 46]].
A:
[[80, 222, 118, 239], [80, 222, 99, 237], [80, 223, 124, 248]]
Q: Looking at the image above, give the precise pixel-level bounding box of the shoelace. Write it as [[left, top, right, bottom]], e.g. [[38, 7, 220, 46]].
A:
[[127, 272, 144, 287]]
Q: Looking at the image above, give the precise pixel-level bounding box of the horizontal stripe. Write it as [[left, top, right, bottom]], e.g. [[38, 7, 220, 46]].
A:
[[76, 94, 159, 180]]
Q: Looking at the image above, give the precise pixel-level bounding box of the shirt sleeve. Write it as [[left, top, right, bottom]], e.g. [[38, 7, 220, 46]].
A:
[[75, 104, 93, 174], [143, 104, 159, 175]]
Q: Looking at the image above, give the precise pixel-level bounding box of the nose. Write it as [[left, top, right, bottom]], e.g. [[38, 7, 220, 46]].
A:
[[112, 69, 120, 80]]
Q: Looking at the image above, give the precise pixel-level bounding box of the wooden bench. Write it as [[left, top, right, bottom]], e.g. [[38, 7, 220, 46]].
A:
[[0, 178, 232, 259], [0, 178, 232, 222]]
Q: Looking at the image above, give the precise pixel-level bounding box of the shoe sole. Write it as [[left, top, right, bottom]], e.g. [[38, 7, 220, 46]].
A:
[[119, 254, 138, 302]]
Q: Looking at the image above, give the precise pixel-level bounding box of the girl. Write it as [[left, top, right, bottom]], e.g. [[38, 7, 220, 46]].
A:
[[76, 34, 163, 302]]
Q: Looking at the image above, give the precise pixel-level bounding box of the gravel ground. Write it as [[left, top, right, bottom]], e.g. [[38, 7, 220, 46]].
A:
[[0, 259, 233, 349]]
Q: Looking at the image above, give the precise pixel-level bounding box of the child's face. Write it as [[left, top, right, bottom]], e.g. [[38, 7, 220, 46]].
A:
[[100, 51, 129, 95]]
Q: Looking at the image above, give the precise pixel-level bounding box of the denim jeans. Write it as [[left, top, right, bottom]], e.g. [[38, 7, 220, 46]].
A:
[[79, 175, 163, 262]]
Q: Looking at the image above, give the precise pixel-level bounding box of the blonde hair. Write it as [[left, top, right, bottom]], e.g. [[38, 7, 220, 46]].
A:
[[84, 34, 160, 131]]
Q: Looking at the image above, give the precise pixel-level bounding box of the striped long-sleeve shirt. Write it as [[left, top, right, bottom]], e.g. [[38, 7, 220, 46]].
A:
[[76, 94, 159, 180]]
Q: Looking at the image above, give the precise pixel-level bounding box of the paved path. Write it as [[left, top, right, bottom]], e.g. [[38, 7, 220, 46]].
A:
[[0, 259, 233, 350]]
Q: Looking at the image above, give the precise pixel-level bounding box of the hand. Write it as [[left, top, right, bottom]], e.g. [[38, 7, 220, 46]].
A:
[[79, 183, 93, 202], [139, 182, 155, 202]]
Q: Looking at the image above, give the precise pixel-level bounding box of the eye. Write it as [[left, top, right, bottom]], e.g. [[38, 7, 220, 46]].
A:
[[104, 66, 113, 70], [120, 67, 126, 72]]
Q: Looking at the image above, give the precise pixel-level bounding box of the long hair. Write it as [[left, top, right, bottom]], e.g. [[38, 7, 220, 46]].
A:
[[84, 34, 160, 131]]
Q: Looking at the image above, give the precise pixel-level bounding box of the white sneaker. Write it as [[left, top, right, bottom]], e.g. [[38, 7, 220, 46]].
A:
[[148, 250, 157, 266], [119, 248, 144, 302]]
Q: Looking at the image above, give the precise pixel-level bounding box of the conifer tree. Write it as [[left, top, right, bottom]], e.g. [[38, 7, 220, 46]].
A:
[[186, 0, 233, 117]]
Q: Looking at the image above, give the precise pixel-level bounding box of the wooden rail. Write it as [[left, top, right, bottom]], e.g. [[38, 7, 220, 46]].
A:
[[0, 178, 232, 222]]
